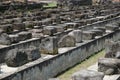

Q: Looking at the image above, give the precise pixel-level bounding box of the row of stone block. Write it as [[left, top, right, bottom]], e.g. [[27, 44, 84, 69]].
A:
[[0, 31, 32, 45], [0, 20, 119, 47], [0, 6, 119, 27], [0, 8, 119, 36], [40, 21, 120, 55]]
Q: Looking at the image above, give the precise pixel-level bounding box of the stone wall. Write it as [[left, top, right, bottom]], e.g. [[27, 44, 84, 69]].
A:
[[57, 0, 92, 9], [0, 29, 72, 63], [0, 3, 44, 11], [0, 38, 41, 63], [0, 15, 120, 80], [0, 16, 119, 63], [0, 27, 120, 80], [80, 15, 120, 31]]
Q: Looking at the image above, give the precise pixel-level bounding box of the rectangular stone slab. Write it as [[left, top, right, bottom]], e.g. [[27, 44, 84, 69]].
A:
[[40, 36, 58, 55], [82, 31, 96, 40], [43, 26, 57, 36]]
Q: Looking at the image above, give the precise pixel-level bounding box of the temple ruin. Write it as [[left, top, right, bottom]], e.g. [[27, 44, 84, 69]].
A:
[[0, 0, 120, 80]]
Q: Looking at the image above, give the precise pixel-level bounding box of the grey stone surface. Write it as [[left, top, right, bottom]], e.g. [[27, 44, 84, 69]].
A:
[[53, 26, 65, 32], [0, 27, 120, 80], [9, 35, 19, 43], [0, 24, 13, 33], [105, 24, 119, 31], [5, 49, 28, 67], [0, 33, 11, 45], [115, 52, 120, 59], [72, 69, 104, 80], [32, 33, 44, 38], [13, 23, 25, 31], [58, 35, 76, 47], [48, 78, 60, 80], [29, 29, 43, 33], [94, 27, 106, 34], [68, 30, 82, 43], [105, 40, 120, 58], [82, 31, 96, 40], [98, 58, 120, 75], [12, 18, 23, 23], [40, 36, 58, 55], [43, 26, 57, 36], [25, 46, 41, 61], [65, 22, 78, 29], [24, 21, 34, 29], [18, 31, 32, 41], [90, 29, 103, 36], [29, 29, 43, 38]]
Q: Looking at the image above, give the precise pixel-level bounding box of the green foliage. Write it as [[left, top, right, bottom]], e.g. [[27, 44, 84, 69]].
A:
[[43, 2, 57, 8]]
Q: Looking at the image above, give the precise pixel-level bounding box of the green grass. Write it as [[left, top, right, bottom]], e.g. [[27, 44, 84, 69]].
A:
[[57, 50, 105, 80], [43, 2, 57, 8]]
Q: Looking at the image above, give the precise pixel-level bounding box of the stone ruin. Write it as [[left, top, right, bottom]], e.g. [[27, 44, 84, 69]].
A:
[[97, 40, 120, 75], [57, 0, 92, 10], [72, 69, 104, 80], [0, 2, 119, 80], [40, 36, 58, 55], [98, 58, 120, 75], [70, 39, 120, 80], [5, 46, 41, 67]]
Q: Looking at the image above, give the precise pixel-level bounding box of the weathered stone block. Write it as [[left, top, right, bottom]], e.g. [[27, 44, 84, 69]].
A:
[[82, 31, 96, 40], [47, 25, 65, 32], [58, 35, 76, 47], [0, 24, 13, 33], [43, 26, 57, 36], [72, 69, 104, 80], [68, 30, 82, 43], [3, 19, 14, 24], [65, 22, 79, 29], [41, 18, 52, 25], [90, 29, 103, 36], [40, 36, 58, 55], [115, 52, 120, 59], [25, 46, 41, 61], [24, 21, 34, 29], [54, 26, 65, 32], [0, 33, 11, 45], [34, 26, 42, 29], [98, 58, 120, 75], [29, 29, 43, 33], [18, 31, 32, 41], [105, 40, 120, 58], [32, 33, 44, 38], [12, 18, 23, 23], [94, 27, 106, 34], [13, 23, 25, 31], [105, 24, 119, 31], [9, 34, 19, 43], [3, 15, 16, 19], [5, 49, 28, 67]]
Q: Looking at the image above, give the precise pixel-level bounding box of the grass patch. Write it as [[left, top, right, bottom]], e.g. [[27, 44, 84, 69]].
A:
[[43, 2, 57, 8], [57, 50, 105, 80]]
